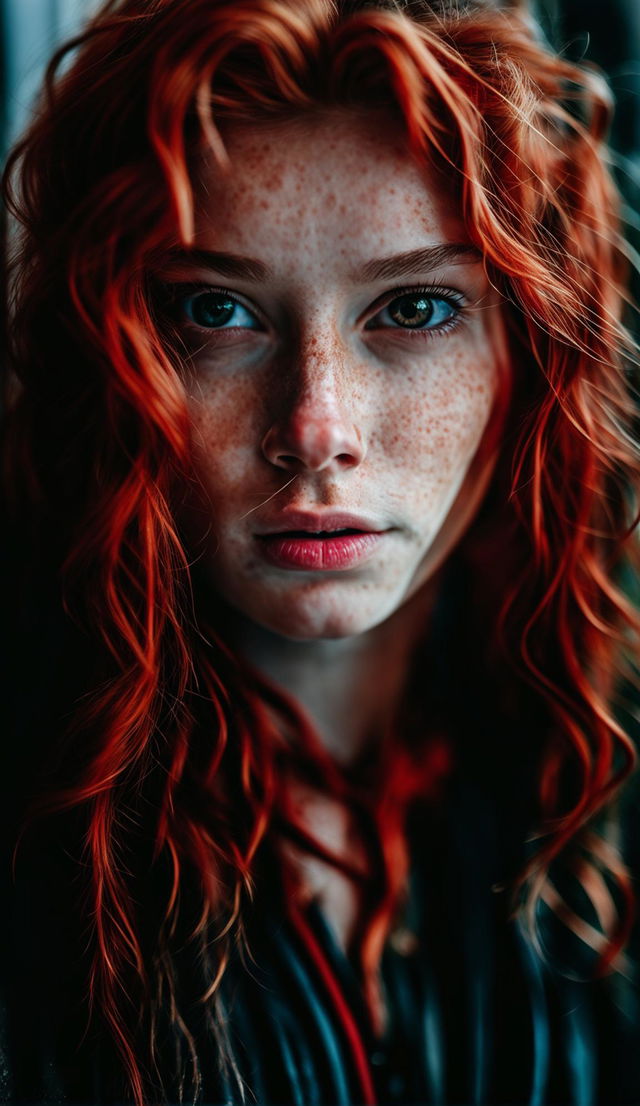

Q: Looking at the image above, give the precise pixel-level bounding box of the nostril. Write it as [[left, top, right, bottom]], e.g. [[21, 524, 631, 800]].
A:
[[261, 420, 365, 472]]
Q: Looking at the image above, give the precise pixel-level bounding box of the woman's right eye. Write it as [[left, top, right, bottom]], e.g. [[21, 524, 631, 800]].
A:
[[173, 288, 262, 331]]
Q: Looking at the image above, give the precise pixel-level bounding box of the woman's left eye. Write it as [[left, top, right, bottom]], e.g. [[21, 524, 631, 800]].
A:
[[175, 289, 261, 330], [367, 290, 462, 333]]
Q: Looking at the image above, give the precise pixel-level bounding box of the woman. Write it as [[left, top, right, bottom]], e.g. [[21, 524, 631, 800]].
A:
[[2, 0, 640, 1103]]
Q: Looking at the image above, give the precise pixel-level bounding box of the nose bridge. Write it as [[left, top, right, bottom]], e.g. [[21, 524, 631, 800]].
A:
[[293, 321, 350, 411], [261, 314, 365, 474]]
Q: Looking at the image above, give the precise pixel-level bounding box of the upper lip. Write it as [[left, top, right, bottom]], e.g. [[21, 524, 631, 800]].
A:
[[255, 510, 388, 535]]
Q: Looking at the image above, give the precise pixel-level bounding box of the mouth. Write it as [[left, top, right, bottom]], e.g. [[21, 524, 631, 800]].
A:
[[255, 527, 387, 571], [270, 527, 366, 538], [255, 508, 386, 535]]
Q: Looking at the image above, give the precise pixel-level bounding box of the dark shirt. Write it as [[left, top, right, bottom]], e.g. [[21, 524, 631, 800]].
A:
[[3, 559, 640, 1104], [3, 771, 639, 1106]]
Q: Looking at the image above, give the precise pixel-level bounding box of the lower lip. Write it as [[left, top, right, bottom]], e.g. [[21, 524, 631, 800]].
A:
[[257, 532, 386, 571]]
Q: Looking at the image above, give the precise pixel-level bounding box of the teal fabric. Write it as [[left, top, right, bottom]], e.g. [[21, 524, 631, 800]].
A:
[[2, 759, 640, 1103]]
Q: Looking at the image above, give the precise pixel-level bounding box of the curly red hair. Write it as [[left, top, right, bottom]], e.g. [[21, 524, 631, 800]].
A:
[[3, 0, 640, 1102]]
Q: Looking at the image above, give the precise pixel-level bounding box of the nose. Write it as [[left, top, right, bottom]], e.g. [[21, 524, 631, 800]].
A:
[[261, 344, 366, 474]]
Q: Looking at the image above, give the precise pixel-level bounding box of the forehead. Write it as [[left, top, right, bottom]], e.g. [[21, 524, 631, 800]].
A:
[[191, 109, 468, 263]]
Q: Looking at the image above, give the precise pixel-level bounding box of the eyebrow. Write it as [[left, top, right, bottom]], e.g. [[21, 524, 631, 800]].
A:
[[357, 243, 481, 282], [161, 249, 271, 281], [160, 243, 481, 283]]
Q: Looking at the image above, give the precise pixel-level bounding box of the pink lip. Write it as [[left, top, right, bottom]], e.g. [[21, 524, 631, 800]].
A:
[[255, 510, 390, 571], [257, 531, 385, 571], [256, 510, 386, 535]]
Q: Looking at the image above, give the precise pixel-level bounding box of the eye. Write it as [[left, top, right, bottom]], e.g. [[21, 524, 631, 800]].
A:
[[172, 287, 262, 331], [366, 288, 463, 333]]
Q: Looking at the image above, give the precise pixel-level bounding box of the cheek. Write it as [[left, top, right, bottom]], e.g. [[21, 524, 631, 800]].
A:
[[381, 351, 497, 478], [186, 376, 264, 491]]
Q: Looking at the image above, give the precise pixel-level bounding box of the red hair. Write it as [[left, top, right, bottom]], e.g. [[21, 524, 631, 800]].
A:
[[3, 0, 640, 1101]]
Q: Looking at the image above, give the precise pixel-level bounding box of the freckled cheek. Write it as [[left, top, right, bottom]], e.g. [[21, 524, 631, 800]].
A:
[[185, 384, 266, 500], [379, 360, 496, 475]]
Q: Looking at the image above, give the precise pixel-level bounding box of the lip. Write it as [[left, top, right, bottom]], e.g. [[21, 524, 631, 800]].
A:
[[255, 510, 387, 536], [254, 509, 391, 571], [257, 531, 386, 571]]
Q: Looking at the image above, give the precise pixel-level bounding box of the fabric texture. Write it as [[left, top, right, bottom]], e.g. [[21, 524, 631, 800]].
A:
[[3, 770, 640, 1105]]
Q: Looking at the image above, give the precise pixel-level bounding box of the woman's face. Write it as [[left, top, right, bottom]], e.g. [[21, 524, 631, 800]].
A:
[[157, 111, 510, 640]]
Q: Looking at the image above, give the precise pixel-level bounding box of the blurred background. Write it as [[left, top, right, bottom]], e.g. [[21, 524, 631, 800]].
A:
[[1, 0, 103, 157]]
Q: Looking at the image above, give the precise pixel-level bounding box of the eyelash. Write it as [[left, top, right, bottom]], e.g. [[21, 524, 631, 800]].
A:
[[161, 281, 467, 340], [369, 283, 467, 339]]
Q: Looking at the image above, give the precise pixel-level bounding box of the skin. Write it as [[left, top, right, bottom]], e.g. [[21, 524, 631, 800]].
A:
[[154, 109, 511, 961]]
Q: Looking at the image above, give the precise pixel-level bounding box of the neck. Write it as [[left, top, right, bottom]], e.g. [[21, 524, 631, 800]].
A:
[[217, 572, 443, 767]]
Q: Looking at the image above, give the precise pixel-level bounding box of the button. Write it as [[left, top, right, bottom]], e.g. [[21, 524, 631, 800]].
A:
[[389, 927, 419, 956]]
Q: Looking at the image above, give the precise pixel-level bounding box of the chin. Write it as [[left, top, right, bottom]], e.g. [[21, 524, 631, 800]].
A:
[[251, 606, 377, 642], [237, 584, 401, 642]]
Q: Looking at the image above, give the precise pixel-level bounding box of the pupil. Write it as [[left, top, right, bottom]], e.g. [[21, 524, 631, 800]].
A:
[[391, 295, 434, 328], [193, 294, 235, 327]]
